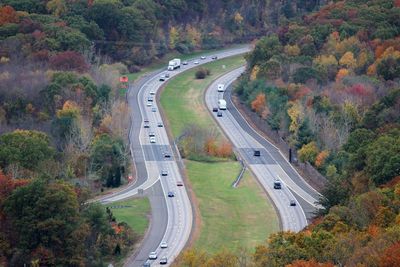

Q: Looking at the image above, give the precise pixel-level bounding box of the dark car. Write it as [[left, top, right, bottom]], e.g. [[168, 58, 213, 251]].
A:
[[165, 73, 170, 78], [273, 180, 282, 189], [161, 170, 168, 176], [217, 111, 222, 117], [159, 75, 166, 81], [212, 107, 218, 112], [164, 152, 171, 158], [157, 122, 163, 127], [253, 150, 261, 157], [211, 55, 218, 60], [177, 181, 183, 186], [160, 257, 168, 265], [144, 120, 150, 128], [182, 61, 188, 65], [168, 191, 175, 197], [290, 200, 297, 206]]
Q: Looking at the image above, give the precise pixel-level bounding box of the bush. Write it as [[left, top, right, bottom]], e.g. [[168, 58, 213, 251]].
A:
[[195, 68, 210, 79]]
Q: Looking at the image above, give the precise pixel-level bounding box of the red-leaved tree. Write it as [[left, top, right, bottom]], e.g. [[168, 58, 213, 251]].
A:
[[49, 51, 88, 73]]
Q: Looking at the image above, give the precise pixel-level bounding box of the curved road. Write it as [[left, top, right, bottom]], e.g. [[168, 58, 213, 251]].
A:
[[205, 67, 322, 232], [99, 46, 251, 266]]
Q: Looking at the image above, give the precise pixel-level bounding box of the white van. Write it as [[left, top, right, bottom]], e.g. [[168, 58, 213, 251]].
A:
[[218, 99, 227, 110], [217, 84, 225, 92]]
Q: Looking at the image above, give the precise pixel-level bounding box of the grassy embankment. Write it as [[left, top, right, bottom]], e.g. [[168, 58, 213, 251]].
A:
[[160, 55, 280, 253]]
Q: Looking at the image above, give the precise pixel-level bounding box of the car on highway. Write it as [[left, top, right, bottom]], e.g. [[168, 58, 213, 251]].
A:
[[159, 75, 166, 81], [144, 120, 150, 128], [182, 61, 188, 65], [194, 60, 199, 64], [147, 96, 153, 102], [200, 56, 206, 60], [290, 200, 297, 206], [161, 170, 168, 176], [143, 261, 151, 267], [160, 241, 168, 248], [217, 111, 222, 117], [163, 152, 171, 158], [160, 257, 168, 265], [177, 181, 183, 186], [168, 191, 175, 197], [157, 122, 163, 127], [146, 102, 152, 107], [149, 132, 155, 137], [165, 73, 170, 78], [150, 137, 156, 143], [211, 55, 218, 60], [254, 150, 260, 156], [150, 90, 155, 95], [151, 107, 157, 112], [148, 251, 157, 260], [273, 180, 282, 189], [212, 107, 218, 112]]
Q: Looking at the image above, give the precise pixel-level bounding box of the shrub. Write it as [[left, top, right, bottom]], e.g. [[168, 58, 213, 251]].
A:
[[195, 68, 210, 79]]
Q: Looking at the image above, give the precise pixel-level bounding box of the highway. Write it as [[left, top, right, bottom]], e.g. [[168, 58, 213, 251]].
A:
[[205, 67, 322, 231], [98, 46, 251, 266]]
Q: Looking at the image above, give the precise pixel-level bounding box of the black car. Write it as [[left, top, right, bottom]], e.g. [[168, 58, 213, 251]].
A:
[[290, 200, 297, 206], [211, 55, 218, 60], [253, 150, 261, 157], [168, 191, 175, 197], [160, 257, 168, 265], [164, 152, 171, 158], [212, 107, 218, 112], [273, 181, 282, 189], [217, 111, 222, 117], [157, 122, 163, 127], [161, 170, 168, 176], [144, 120, 150, 128]]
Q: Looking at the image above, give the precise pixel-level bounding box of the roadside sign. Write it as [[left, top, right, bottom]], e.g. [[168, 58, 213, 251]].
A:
[[119, 76, 128, 83]]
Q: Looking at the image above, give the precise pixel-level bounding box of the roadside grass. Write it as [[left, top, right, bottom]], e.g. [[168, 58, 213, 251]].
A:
[[105, 197, 151, 236], [160, 55, 246, 137], [187, 161, 280, 253], [160, 55, 280, 252]]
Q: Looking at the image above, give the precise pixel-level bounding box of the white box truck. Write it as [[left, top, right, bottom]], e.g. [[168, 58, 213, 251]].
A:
[[217, 84, 225, 92], [168, 58, 181, 70], [218, 99, 227, 110]]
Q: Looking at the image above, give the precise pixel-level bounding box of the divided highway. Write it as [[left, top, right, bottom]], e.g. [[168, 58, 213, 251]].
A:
[[99, 46, 251, 266], [205, 67, 322, 231]]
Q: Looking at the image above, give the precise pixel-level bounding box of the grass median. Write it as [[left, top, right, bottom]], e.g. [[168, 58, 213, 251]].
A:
[[105, 197, 151, 236], [160, 55, 279, 253]]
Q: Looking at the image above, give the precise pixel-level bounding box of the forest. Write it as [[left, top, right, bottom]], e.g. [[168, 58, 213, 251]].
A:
[[229, 0, 400, 265], [0, 0, 399, 266]]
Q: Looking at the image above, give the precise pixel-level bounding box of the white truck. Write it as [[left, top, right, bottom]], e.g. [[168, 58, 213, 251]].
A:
[[168, 58, 181, 71], [217, 84, 225, 92], [218, 99, 227, 110]]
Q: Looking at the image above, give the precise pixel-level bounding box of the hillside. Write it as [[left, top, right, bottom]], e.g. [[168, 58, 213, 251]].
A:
[[230, 0, 400, 265]]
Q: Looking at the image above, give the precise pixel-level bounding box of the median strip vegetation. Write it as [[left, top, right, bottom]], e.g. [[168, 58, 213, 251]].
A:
[[160, 55, 279, 253]]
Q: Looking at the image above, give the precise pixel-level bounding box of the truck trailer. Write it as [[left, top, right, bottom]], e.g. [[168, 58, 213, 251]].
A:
[[168, 58, 181, 71], [218, 99, 227, 110]]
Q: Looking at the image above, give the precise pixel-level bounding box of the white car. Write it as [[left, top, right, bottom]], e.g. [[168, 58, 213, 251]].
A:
[[150, 91, 155, 95], [200, 56, 206, 60], [194, 60, 199, 64], [148, 251, 157, 260], [146, 102, 152, 107], [150, 137, 156, 143], [160, 241, 168, 248]]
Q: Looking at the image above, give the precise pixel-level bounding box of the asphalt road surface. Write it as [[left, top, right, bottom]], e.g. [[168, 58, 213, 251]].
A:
[[98, 46, 252, 266], [205, 67, 322, 232]]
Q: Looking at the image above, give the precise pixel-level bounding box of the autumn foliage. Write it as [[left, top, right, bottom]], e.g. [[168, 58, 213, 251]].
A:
[[0, 6, 19, 26], [49, 51, 88, 73]]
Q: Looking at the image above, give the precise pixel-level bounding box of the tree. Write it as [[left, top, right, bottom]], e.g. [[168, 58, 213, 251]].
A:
[[49, 51, 88, 73], [336, 68, 349, 81], [380, 242, 400, 267], [366, 134, 400, 185], [315, 150, 329, 168], [4, 179, 86, 266], [251, 93, 266, 116], [298, 141, 319, 163], [0, 5, 19, 26], [169, 26, 180, 49], [377, 56, 400, 80], [0, 130, 54, 172], [339, 52, 357, 69]]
